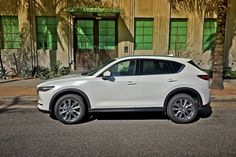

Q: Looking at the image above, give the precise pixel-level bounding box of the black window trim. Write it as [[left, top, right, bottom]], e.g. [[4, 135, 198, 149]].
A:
[[137, 59, 185, 76]]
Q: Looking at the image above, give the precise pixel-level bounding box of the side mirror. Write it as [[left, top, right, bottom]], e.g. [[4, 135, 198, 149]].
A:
[[102, 71, 111, 80]]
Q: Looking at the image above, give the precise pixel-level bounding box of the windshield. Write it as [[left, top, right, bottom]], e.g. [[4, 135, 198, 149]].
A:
[[81, 59, 116, 76]]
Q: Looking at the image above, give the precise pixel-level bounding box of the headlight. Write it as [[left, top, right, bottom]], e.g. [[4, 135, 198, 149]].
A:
[[37, 86, 55, 92]]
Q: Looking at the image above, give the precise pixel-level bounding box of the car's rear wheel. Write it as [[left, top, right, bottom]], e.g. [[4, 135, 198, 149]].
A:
[[54, 94, 85, 124], [167, 94, 198, 124]]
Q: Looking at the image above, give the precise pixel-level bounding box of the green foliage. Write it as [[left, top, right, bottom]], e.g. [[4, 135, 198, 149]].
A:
[[32, 66, 50, 79], [59, 67, 70, 76], [0, 66, 9, 79], [32, 61, 70, 79], [224, 69, 236, 79], [203, 68, 236, 79], [50, 61, 62, 78]]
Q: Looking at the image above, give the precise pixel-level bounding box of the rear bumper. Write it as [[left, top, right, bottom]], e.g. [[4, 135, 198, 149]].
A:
[[199, 101, 211, 110], [198, 102, 212, 118]]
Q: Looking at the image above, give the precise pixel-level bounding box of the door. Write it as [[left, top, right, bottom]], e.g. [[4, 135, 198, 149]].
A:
[[135, 59, 179, 107], [75, 20, 95, 71], [89, 60, 138, 109], [75, 19, 117, 72], [98, 20, 117, 66]]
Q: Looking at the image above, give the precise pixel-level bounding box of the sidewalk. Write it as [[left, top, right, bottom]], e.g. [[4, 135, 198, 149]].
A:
[[0, 78, 43, 105], [0, 78, 236, 107]]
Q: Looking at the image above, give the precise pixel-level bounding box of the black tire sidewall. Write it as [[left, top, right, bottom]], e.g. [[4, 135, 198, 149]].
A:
[[167, 94, 198, 124], [54, 94, 86, 124]]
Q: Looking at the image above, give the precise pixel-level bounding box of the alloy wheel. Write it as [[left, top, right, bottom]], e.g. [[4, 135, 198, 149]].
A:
[[58, 98, 81, 122], [171, 98, 195, 121]]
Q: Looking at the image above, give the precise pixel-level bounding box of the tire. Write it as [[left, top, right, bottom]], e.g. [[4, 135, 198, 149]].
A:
[[167, 94, 198, 124], [54, 94, 86, 124]]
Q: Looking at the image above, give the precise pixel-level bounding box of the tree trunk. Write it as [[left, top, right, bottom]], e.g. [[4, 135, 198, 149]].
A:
[[211, 0, 228, 90], [0, 51, 5, 78], [0, 19, 4, 79]]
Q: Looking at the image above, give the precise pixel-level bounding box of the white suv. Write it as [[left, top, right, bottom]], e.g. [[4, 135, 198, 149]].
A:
[[37, 56, 210, 124]]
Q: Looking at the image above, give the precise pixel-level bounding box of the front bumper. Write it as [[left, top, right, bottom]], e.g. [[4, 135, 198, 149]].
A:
[[37, 104, 51, 114]]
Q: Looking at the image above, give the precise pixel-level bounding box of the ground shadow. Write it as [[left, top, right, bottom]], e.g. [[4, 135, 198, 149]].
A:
[[91, 112, 168, 121], [198, 104, 213, 118], [0, 96, 21, 113], [48, 107, 213, 124]]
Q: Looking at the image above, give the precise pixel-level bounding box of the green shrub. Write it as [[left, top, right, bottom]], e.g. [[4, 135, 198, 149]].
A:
[[224, 70, 236, 79], [59, 67, 70, 76], [32, 63, 70, 79], [32, 66, 50, 79]]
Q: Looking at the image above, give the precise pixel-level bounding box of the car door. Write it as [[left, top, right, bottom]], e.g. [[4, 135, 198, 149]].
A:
[[89, 59, 139, 109], [135, 59, 181, 107]]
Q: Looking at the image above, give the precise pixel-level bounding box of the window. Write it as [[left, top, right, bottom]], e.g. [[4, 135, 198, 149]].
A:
[[0, 16, 20, 49], [169, 19, 188, 51], [140, 59, 183, 75], [110, 60, 136, 76], [36, 16, 57, 50], [99, 20, 116, 50], [203, 19, 217, 50], [76, 20, 94, 49], [135, 19, 153, 50]]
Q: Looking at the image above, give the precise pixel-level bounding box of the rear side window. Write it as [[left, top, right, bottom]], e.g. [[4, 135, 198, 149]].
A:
[[188, 60, 202, 70], [139, 59, 184, 75]]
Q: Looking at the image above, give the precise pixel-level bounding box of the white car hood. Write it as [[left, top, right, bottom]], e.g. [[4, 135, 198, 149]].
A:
[[37, 74, 93, 87]]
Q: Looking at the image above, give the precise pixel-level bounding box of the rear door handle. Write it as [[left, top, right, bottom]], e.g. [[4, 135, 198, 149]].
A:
[[126, 81, 136, 85], [168, 79, 177, 82]]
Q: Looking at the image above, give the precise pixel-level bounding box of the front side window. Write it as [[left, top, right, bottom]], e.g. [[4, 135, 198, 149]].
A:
[[36, 16, 57, 50], [0, 16, 20, 49], [110, 60, 136, 76], [140, 59, 183, 75], [169, 19, 188, 51], [135, 19, 153, 50]]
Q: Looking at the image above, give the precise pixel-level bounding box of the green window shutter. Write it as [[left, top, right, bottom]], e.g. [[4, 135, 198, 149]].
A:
[[135, 27, 143, 35], [144, 28, 153, 35], [1, 16, 20, 49], [76, 20, 94, 50], [37, 17, 46, 25], [135, 18, 153, 50], [203, 19, 217, 50], [169, 19, 188, 51], [36, 16, 57, 50], [99, 20, 116, 50]]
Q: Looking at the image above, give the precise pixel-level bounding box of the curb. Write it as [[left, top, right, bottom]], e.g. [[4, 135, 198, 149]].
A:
[[0, 78, 29, 84], [211, 96, 236, 102], [0, 96, 37, 105], [0, 96, 236, 109]]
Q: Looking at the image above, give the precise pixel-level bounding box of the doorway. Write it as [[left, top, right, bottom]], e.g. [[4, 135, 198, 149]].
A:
[[74, 18, 117, 71]]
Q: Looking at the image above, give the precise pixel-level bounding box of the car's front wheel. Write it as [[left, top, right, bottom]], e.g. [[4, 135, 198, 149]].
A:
[[167, 94, 198, 124], [54, 94, 85, 124]]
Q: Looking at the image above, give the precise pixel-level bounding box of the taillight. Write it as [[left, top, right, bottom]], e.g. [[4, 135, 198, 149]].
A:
[[197, 75, 209, 80]]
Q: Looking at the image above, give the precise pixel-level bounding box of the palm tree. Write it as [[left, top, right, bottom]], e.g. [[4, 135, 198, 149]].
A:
[[170, 0, 228, 90], [211, 0, 228, 90]]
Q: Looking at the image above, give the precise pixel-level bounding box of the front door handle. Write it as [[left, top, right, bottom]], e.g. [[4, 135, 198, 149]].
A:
[[126, 81, 136, 85], [168, 79, 177, 82]]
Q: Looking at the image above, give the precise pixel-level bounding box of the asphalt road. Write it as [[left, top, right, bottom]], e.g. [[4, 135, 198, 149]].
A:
[[0, 104, 236, 157]]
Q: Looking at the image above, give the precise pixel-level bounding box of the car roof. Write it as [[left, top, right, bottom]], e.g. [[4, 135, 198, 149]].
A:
[[117, 55, 191, 63]]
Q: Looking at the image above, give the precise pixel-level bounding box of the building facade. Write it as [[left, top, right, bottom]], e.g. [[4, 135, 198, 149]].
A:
[[0, 0, 236, 73]]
